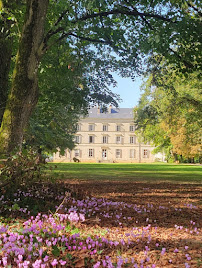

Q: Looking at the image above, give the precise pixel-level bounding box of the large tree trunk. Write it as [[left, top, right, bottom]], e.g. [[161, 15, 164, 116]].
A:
[[0, 38, 12, 126], [0, 5, 13, 127], [0, 0, 49, 154]]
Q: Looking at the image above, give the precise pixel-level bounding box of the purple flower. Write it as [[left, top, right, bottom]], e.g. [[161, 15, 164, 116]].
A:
[[18, 255, 23, 262], [2, 257, 7, 266], [161, 248, 166, 255], [51, 259, 58, 266], [22, 260, 30, 268], [43, 255, 49, 262], [39, 248, 43, 256], [93, 261, 101, 268], [32, 259, 42, 268], [59, 260, 66, 266]]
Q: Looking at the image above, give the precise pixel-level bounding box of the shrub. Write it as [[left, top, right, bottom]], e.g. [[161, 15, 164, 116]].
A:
[[0, 149, 45, 190]]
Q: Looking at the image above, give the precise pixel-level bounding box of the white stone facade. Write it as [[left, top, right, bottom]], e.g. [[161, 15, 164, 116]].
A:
[[54, 107, 157, 163]]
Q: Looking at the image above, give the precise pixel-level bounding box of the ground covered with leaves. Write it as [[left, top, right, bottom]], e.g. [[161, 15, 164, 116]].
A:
[[0, 179, 201, 268]]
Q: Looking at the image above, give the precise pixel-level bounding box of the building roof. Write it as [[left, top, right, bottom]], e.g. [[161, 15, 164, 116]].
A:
[[86, 107, 134, 119]]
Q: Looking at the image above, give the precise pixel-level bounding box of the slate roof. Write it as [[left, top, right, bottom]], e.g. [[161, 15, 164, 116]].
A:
[[86, 107, 134, 119]]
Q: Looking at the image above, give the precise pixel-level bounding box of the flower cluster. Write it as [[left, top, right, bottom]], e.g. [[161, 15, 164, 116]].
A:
[[0, 185, 201, 267]]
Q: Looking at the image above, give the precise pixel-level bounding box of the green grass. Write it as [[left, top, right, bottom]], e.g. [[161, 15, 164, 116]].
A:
[[48, 163, 202, 183]]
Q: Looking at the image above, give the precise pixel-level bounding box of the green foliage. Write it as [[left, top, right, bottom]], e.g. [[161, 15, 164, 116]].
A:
[[0, 149, 45, 189], [1, 0, 202, 154], [135, 55, 202, 160], [52, 245, 60, 257]]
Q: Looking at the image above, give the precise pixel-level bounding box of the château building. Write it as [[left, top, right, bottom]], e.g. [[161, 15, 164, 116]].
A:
[[53, 106, 160, 163]]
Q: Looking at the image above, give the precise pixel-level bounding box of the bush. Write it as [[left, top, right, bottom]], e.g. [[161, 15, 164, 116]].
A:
[[0, 149, 45, 190]]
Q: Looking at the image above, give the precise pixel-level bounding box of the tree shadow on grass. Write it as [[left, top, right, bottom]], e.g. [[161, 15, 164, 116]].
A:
[[0, 180, 201, 267]]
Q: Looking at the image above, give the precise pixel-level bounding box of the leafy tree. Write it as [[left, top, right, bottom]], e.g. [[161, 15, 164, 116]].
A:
[[135, 57, 202, 161], [0, 0, 201, 154], [24, 37, 122, 153]]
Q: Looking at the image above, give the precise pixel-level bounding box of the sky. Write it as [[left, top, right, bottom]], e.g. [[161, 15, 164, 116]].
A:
[[110, 73, 143, 108]]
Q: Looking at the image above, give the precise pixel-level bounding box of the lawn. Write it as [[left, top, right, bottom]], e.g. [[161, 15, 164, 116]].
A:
[[0, 163, 201, 267], [49, 163, 202, 182]]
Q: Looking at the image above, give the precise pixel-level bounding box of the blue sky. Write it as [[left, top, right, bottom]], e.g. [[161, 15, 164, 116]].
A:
[[110, 73, 143, 108]]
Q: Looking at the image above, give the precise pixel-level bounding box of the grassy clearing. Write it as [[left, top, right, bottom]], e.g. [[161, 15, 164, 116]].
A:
[[49, 163, 202, 183], [0, 163, 201, 267]]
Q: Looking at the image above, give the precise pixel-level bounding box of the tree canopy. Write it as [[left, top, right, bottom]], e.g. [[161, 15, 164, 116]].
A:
[[0, 0, 201, 154], [134, 56, 202, 161]]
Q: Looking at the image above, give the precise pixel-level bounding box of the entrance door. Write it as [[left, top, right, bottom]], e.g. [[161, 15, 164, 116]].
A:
[[102, 149, 107, 160]]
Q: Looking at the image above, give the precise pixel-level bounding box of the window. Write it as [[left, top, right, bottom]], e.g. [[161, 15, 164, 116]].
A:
[[116, 125, 121, 131], [116, 149, 122, 158], [75, 136, 80, 143], [116, 136, 122, 144], [143, 149, 149, 158], [103, 136, 108, 144], [89, 149, 94, 157], [76, 124, 81, 131], [103, 125, 108, 131], [89, 124, 94, 131], [89, 136, 94, 143], [130, 136, 136, 144], [130, 149, 136, 158], [102, 149, 107, 158], [130, 125, 135, 132], [74, 149, 80, 157]]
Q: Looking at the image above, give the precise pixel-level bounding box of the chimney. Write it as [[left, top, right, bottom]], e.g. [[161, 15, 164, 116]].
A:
[[109, 105, 112, 113]]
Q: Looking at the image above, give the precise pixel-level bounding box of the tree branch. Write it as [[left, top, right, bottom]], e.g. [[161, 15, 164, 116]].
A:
[[123, 0, 154, 30], [43, 8, 70, 49], [69, 32, 129, 54], [168, 47, 194, 69], [43, 26, 65, 49], [42, 31, 73, 53], [187, 2, 202, 17], [69, 33, 111, 44], [72, 8, 174, 23]]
